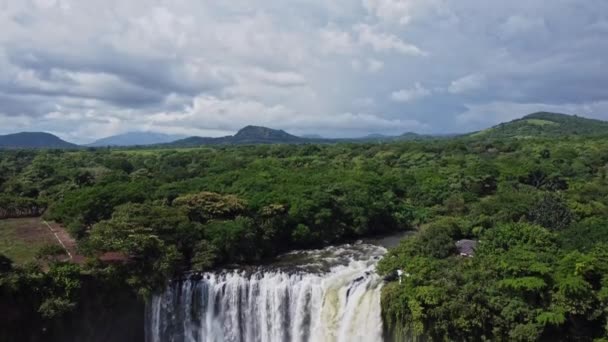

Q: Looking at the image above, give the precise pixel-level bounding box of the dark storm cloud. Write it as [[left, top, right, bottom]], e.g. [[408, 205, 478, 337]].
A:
[[4, 46, 231, 108], [0, 93, 53, 117]]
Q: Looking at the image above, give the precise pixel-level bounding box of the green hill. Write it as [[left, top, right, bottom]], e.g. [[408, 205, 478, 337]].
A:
[[470, 112, 608, 139], [168, 126, 307, 147], [0, 132, 78, 149]]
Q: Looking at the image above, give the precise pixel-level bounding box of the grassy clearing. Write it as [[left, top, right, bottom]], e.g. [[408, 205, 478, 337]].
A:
[[525, 119, 559, 126], [470, 128, 492, 137], [116, 147, 208, 155], [0, 218, 61, 264]]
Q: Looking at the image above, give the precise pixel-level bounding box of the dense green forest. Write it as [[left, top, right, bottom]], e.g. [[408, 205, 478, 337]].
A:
[[1, 114, 608, 341]]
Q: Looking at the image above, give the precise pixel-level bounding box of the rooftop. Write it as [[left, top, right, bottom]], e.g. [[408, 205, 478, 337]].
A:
[[456, 239, 478, 257]]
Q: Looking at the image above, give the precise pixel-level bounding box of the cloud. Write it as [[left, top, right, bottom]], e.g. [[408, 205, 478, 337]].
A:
[[355, 24, 426, 55], [499, 15, 547, 39], [362, 0, 415, 25], [0, 0, 607, 140], [391, 83, 431, 102], [448, 74, 486, 94], [362, 0, 438, 25], [367, 59, 384, 72], [362, 0, 455, 27], [320, 24, 425, 57], [353, 97, 376, 107], [320, 26, 356, 54], [249, 68, 307, 87], [147, 95, 427, 135]]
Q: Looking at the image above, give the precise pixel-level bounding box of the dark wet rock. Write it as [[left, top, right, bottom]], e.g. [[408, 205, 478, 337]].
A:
[[383, 271, 399, 282]]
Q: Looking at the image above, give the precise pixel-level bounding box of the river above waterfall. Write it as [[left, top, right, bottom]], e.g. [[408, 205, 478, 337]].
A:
[[146, 239, 394, 342]]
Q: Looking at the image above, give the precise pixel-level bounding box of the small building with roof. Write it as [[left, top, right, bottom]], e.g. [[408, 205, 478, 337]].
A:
[[456, 239, 478, 257]]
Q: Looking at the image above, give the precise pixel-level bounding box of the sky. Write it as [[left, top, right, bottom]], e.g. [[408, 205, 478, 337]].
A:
[[0, 0, 607, 143]]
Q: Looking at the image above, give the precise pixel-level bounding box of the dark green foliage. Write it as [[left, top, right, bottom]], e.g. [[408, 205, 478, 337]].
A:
[[416, 222, 458, 258], [46, 181, 150, 227], [380, 223, 608, 341], [36, 244, 67, 260], [2, 128, 608, 340], [528, 193, 572, 230], [191, 240, 217, 272], [0, 254, 12, 273], [560, 217, 608, 251], [1, 262, 82, 320], [204, 217, 258, 262], [0, 195, 45, 219]]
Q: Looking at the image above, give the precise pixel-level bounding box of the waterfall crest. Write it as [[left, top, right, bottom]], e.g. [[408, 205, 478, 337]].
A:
[[146, 244, 386, 342]]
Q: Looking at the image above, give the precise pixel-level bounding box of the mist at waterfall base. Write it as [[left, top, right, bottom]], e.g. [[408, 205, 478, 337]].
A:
[[146, 243, 389, 342]]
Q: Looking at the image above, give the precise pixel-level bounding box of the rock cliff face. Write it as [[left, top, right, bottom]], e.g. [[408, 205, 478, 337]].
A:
[[0, 278, 145, 342]]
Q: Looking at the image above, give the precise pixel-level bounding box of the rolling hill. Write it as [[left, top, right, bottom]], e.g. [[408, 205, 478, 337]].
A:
[[167, 126, 439, 147], [0, 132, 78, 149], [88, 132, 186, 147], [168, 126, 308, 147], [351, 132, 435, 142], [470, 112, 608, 139], [1, 112, 605, 149]]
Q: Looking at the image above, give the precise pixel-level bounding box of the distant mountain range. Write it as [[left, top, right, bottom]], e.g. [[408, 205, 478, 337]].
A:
[[300, 134, 324, 139], [1, 112, 607, 149], [167, 126, 436, 147], [87, 132, 186, 147]]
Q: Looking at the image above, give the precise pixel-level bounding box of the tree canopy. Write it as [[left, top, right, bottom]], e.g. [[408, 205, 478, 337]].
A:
[[1, 134, 608, 340]]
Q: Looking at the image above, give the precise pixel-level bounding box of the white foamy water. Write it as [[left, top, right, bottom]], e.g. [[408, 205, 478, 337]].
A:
[[146, 243, 387, 342]]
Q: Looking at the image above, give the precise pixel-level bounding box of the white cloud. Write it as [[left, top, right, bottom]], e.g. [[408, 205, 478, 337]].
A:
[[353, 97, 376, 107], [72, 95, 423, 140], [320, 26, 356, 54], [367, 59, 384, 72], [362, 0, 415, 25], [320, 24, 425, 57], [355, 24, 426, 56], [249, 68, 307, 87], [147, 95, 427, 135], [0, 0, 607, 140], [362, 0, 450, 26], [448, 74, 486, 94], [391, 83, 431, 102], [499, 15, 547, 39]]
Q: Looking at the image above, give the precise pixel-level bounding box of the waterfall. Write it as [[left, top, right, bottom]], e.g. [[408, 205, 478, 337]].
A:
[[146, 244, 387, 342]]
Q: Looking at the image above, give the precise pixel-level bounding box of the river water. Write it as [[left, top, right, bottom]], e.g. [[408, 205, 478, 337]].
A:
[[145, 239, 399, 342]]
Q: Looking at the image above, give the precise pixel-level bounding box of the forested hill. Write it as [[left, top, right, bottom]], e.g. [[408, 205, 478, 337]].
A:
[[470, 112, 608, 139], [142, 113, 608, 147], [2, 113, 608, 149], [87, 132, 185, 147], [0, 132, 77, 149], [167, 126, 308, 147]]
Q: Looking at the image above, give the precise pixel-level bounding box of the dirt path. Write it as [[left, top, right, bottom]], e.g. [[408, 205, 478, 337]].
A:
[[42, 220, 86, 264]]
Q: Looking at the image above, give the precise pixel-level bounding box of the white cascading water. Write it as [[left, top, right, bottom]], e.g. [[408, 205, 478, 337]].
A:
[[146, 243, 387, 342]]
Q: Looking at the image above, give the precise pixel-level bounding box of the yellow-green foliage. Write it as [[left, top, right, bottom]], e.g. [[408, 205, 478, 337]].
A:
[[525, 119, 559, 126]]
